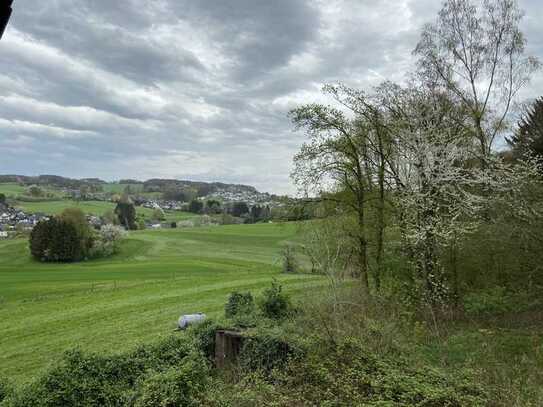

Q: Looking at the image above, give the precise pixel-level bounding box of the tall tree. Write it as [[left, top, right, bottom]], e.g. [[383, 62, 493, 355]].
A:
[[326, 84, 397, 291], [378, 84, 477, 304], [414, 0, 540, 160], [59, 208, 94, 256], [289, 90, 373, 289], [231, 202, 249, 217], [508, 97, 543, 161], [188, 199, 204, 214], [115, 194, 137, 230]]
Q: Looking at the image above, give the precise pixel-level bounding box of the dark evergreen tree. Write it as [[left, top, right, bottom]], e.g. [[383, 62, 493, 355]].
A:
[[508, 97, 543, 161], [59, 208, 93, 256], [30, 218, 83, 262], [250, 205, 263, 223], [115, 194, 137, 230], [188, 199, 204, 214], [205, 200, 222, 214], [231, 202, 249, 217], [29, 220, 53, 261]]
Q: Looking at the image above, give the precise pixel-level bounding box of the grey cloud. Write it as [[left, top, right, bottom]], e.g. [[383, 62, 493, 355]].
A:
[[169, 0, 321, 81], [1, 0, 542, 194], [9, 0, 205, 86]]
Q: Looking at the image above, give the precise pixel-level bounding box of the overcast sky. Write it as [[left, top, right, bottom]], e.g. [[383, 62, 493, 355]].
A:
[[1, 0, 542, 194]]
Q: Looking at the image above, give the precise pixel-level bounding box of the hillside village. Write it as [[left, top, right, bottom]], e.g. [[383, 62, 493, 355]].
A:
[[0, 201, 48, 237], [0, 176, 287, 237]]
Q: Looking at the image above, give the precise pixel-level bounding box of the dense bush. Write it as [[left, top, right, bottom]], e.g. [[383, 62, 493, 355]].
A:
[[239, 330, 304, 374], [259, 280, 292, 320], [286, 337, 486, 405], [131, 356, 209, 407], [59, 208, 94, 254], [225, 291, 255, 319], [2, 336, 203, 406], [188, 200, 203, 214], [205, 336, 487, 406], [29, 218, 83, 262], [189, 319, 223, 361], [463, 287, 541, 316]]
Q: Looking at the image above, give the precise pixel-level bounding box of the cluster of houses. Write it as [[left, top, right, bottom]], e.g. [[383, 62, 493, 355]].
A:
[[0, 202, 49, 238], [135, 198, 184, 211], [208, 188, 277, 207]]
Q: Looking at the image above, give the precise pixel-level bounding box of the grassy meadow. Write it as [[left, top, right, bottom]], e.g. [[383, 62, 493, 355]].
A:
[[0, 222, 323, 383], [0, 183, 27, 197]]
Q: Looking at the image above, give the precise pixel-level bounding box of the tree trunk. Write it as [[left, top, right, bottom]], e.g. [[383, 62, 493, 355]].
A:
[[474, 116, 489, 165], [357, 197, 369, 290], [374, 133, 386, 292], [450, 237, 459, 309]]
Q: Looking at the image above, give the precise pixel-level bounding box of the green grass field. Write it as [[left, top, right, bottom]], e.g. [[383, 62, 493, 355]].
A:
[[0, 222, 323, 383], [0, 183, 27, 197], [0, 183, 63, 199]]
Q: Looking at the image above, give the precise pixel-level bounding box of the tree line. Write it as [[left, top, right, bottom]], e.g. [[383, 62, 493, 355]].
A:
[[291, 0, 543, 310]]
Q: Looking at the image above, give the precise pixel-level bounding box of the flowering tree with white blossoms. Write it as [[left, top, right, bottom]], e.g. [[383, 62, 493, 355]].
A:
[[380, 83, 543, 305], [90, 224, 127, 258]]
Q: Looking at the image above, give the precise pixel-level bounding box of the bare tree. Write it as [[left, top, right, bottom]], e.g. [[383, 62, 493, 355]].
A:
[[414, 0, 540, 160]]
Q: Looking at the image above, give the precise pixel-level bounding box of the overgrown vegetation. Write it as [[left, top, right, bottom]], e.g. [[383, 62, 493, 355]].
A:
[[0, 336, 207, 406], [289, 0, 543, 312], [1, 286, 494, 407]]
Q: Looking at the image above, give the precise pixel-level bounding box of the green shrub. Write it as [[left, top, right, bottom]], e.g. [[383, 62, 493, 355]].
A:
[[256, 337, 486, 406], [59, 208, 94, 255], [463, 287, 541, 316], [225, 291, 255, 319], [132, 355, 209, 407], [3, 336, 196, 406], [89, 225, 126, 259], [200, 373, 289, 406], [29, 218, 83, 262], [189, 319, 223, 361], [202, 335, 487, 406], [258, 280, 292, 320], [239, 330, 305, 374]]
